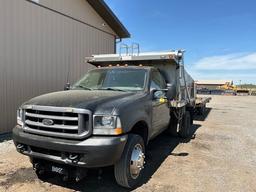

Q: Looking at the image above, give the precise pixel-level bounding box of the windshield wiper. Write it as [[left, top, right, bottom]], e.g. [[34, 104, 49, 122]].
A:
[[98, 87, 126, 92], [76, 85, 92, 90]]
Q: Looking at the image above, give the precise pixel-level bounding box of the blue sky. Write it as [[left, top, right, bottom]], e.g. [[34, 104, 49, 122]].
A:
[[105, 0, 256, 84]]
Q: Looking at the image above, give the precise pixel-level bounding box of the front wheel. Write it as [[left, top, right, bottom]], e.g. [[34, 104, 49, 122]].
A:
[[114, 134, 145, 188]]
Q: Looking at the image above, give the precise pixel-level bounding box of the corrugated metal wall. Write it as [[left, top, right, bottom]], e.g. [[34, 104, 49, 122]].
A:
[[0, 0, 116, 133], [37, 0, 117, 35]]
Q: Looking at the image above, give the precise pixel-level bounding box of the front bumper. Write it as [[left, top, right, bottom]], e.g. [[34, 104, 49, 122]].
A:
[[12, 126, 127, 168]]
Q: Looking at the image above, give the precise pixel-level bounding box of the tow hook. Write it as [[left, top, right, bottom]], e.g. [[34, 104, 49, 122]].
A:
[[16, 144, 26, 153], [68, 154, 79, 163], [33, 163, 40, 170]]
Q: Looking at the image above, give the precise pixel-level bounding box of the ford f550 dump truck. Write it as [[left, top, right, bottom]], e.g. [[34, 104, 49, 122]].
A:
[[13, 50, 200, 188]]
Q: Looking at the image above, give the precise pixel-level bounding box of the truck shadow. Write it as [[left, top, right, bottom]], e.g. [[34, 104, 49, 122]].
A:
[[0, 133, 12, 143], [46, 124, 201, 192], [141, 123, 200, 185], [194, 107, 212, 121]]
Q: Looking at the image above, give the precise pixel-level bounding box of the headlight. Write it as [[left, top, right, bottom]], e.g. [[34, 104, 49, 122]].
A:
[[102, 116, 115, 127], [17, 108, 24, 126], [93, 115, 122, 135]]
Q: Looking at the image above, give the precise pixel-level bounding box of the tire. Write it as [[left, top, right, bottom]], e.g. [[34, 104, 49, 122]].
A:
[[167, 112, 178, 136], [178, 111, 191, 138], [114, 134, 145, 188], [189, 109, 194, 125]]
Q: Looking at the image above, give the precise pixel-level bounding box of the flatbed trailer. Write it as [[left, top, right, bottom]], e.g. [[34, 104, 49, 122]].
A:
[[195, 97, 211, 114]]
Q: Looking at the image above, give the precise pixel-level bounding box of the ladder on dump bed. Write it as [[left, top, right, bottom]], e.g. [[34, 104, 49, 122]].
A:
[[119, 43, 140, 56]]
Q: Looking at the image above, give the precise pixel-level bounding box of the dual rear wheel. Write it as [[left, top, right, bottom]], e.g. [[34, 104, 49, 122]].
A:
[[168, 110, 193, 138]]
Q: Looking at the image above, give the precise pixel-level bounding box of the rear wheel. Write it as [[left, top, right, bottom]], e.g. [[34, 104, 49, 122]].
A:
[[178, 111, 191, 138], [167, 112, 178, 136], [114, 134, 145, 188]]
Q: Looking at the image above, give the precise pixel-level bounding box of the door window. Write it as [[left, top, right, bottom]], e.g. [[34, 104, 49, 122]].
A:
[[150, 70, 166, 90]]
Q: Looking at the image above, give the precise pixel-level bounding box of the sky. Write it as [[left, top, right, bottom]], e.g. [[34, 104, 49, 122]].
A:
[[105, 0, 256, 84]]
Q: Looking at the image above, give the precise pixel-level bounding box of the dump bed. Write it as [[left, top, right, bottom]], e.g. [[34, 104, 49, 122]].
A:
[[86, 50, 195, 108]]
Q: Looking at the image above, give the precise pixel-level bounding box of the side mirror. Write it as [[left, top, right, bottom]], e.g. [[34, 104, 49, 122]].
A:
[[153, 90, 164, 99], [64, 83, 71, 90], [151, 89, 167, 100]]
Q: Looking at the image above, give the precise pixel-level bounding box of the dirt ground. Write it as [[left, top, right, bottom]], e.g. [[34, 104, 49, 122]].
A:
[[0, 95, 256, 192]]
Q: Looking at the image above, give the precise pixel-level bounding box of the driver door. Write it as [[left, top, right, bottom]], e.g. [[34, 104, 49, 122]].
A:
[[150, 69, 170, 137]]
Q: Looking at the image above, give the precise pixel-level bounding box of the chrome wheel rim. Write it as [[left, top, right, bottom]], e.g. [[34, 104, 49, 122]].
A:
[[130, 143, 145, 179]]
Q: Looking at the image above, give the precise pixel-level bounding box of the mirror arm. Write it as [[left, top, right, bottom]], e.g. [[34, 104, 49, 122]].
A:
[[64, 83, 71, 91]]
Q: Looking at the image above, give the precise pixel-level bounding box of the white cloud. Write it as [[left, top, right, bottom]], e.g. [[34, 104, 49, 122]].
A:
[[189, 71, 256, 84], [193, 52, 256, 70], [187, 52, 256, 83]]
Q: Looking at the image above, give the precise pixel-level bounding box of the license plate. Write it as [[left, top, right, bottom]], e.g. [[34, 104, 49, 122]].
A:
[[51, 166, 64, 174]]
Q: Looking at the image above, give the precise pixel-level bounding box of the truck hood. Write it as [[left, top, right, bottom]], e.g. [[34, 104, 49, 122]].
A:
[[22, 90, 136, 114]]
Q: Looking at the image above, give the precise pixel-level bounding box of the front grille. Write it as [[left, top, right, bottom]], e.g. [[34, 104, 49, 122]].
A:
[[23, 105, 92, 139]]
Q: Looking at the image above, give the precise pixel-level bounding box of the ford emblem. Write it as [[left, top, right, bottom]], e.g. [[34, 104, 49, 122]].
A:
[[42, 119, 54, 126]]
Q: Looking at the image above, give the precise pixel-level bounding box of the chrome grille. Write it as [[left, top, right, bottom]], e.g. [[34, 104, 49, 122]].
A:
[[23, 105, 92, 139]]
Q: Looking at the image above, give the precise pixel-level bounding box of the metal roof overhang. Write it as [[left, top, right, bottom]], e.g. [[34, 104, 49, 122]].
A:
[[87, 0, 130, 38]]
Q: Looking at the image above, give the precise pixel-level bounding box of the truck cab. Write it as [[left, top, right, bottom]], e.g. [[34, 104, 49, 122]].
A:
[[13, 50, 195, 188]]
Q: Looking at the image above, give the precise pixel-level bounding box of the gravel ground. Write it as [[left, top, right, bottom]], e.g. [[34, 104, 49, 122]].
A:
[[0, 95, 256, 192]]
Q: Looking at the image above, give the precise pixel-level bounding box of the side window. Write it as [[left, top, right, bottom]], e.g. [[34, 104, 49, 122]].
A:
[[150, 70, 166, 90]]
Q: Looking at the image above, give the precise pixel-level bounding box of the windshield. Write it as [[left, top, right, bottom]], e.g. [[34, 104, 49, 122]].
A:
[[73, 68, 147, 91]]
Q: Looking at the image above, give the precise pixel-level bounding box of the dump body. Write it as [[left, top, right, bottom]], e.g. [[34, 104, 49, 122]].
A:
[[87, 51, 196, 108]]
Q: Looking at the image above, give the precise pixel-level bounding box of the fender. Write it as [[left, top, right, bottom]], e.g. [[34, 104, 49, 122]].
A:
[[117, 97, 152, 142]]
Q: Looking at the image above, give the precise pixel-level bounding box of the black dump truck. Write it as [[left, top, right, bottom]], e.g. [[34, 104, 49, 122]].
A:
[[13, 50, 209, 188]]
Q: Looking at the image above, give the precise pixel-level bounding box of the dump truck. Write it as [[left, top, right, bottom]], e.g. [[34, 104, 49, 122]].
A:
[[13, 49, 209, 188]]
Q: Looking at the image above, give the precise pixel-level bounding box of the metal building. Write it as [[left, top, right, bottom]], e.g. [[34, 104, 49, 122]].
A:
[[196, 80, 233, 90], [0, 0, 130, 134]]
